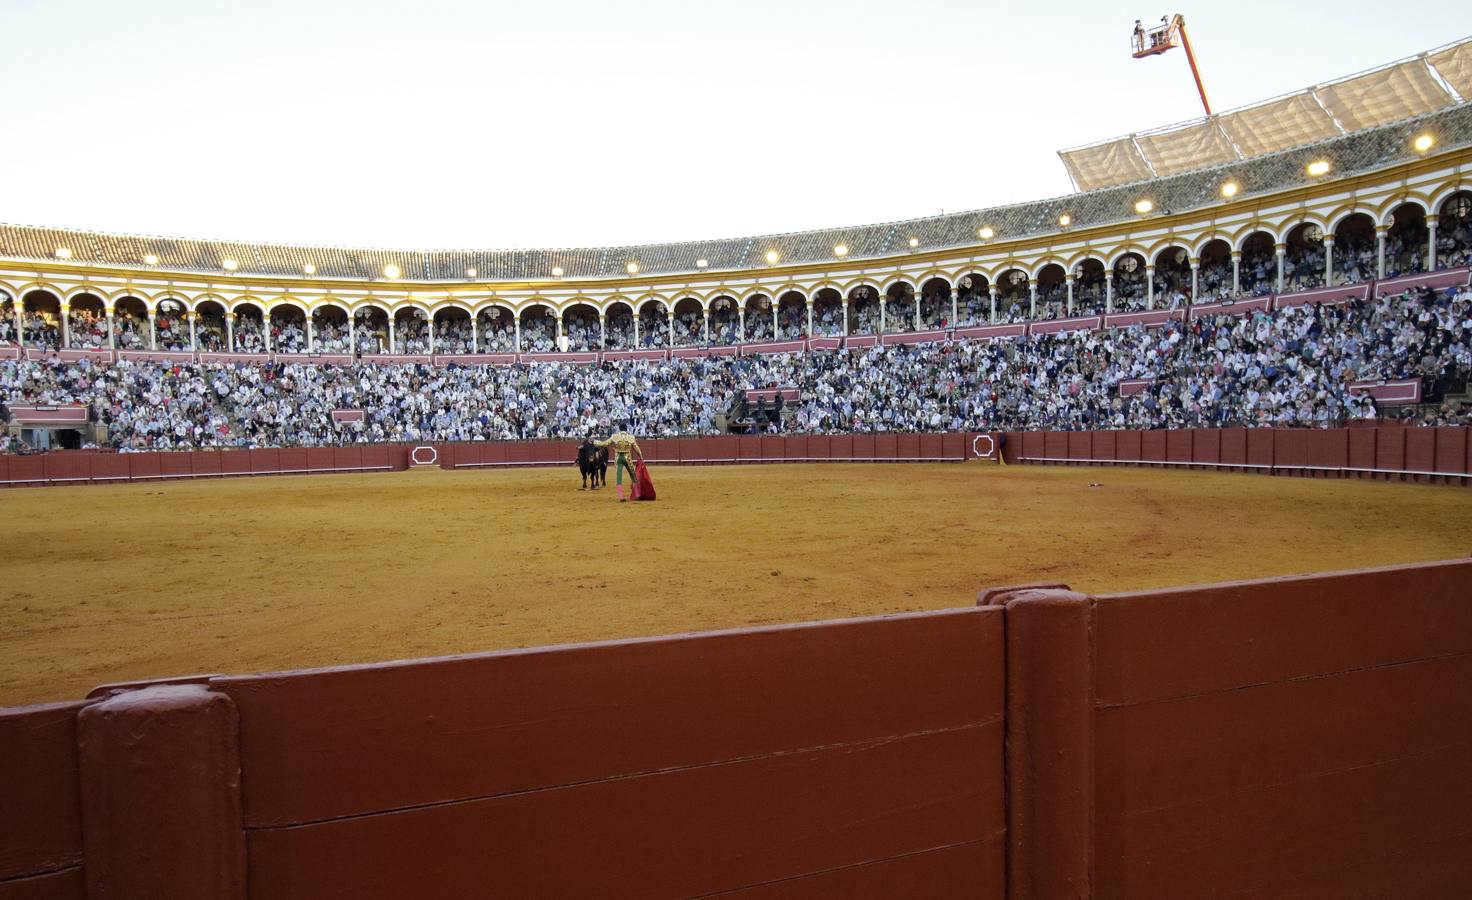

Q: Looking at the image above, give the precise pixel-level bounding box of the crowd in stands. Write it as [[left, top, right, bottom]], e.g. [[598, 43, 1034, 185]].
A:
[[3, 284, 1468, 451]]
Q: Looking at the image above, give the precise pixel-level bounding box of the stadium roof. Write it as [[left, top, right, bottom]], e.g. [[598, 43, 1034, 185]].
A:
[[1060, 35, 1472, 191]]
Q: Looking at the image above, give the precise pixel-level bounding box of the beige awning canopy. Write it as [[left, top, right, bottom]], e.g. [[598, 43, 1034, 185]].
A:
[[1058, 36, 1470, 192]]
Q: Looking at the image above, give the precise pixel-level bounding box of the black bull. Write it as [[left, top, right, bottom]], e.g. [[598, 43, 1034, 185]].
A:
[[577, 444, 609, 490]]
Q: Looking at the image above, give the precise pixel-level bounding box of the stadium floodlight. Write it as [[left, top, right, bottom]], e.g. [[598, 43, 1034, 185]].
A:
[[1058, 214, 1072, 227], [1134, 199, 1154, 214], [978, 226, 995, 240], [1414, 133, 1435, 153], [833, 244, 848, 257], [382, 263, 401, 279], [1130, 14, 1212, 116], [1306, 160, 1331, 177], [55, 247, 73, 259], [466, 268, 477, 278], [551, 266, 564, 277], [765, 250, 780, 264], [143, 253, 159, 265], [626, 261, 640, 274], [1220, 181, 1239, 199], [302, 263, 316, 275], [908, 237, 920, 248], [695, 258, 708, 268], [222, 259, 238, 271]]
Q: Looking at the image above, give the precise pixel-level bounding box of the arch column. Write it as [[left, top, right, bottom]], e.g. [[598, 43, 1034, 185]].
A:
[[350, 312, 358, 353], [806, 300, 813, 337], [12, 298, 22, 345], [879, 298, 886, 335], [1323, 236, 1334, 285], [147, 309, 157, 350], [840, 301, 848, 335], [1144, 266, 1155, 310], [1231, 251, 1241, 294], [514, 317, 522, 353], [913, 294, 920, 330], [1065, 278, 1074, 314], [106, 305, 116, 349], [306, 314, 315, 351], [188, 312, 198, 351], [388, 316, 396, 353], [632, 314, 639, 347], [1028, 279, 1037, 318], [599, 314, 607, 350], [555, 313, 563, 345], [226, 312, 235, 352], [1189, 258, 1199, 303], [426, 316, 435, 353], [60, 303, 71, 348], [262, 313, 271, 353], [1376, 226, 1388, 279], [1105, 274, 1113, 313], [988, 286, 999, 323], [704, 308, 711, 343], [738, 307, 745, 341], [1275, 243, 1286, 293], [770, 302, 778, 338], [1428, 214, 1439, 270], [950, 292, 958, 327]]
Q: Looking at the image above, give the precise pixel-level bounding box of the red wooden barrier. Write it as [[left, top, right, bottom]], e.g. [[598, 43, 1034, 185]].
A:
[[1190, 428, 1219, 465], [1165, 429, 1191, 464], [1435, 427, 1467, 476], [897, 433, 920, 460], [1116, 430, 1141, 462], [919, 433, 944, 459], [333, 446, 363, 472], [0, 702, 86, 895], [305, 448, 335, 472], [1246, 429, 1274, 468], [1043, 431, 1067, 461], [828, 434, 852, 461], [1219, 428, 1246, 467], [1405, 427, 1436, 476], [42, 454, 91, 484], [158, 452, 192, 478], [128, 454, 162, 481], [1140, 430, 1166, 463], [1348, 427, 1377, 473], [852, 434, 876, 461], [761, 435, 784, 461], [1092, 430, 1116, 461], [192, 452, 222, 478], [874, 434, 898, 461], [218, 608, 1006, 898]]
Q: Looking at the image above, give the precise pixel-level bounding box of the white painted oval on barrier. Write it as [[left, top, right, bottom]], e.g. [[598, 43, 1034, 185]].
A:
[[411, 445, 439, 466], [972, 434, 995, 459]]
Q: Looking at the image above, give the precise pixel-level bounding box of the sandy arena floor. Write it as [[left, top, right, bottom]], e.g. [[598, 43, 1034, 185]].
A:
[[2, 462, 1470, 705]]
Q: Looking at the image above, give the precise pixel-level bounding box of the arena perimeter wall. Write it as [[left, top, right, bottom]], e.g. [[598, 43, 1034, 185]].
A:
[[1004, 424, 1472, 483], [1, 558, 1468, 898]]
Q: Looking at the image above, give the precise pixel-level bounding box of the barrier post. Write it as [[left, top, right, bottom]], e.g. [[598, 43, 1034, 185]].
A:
[[982, 588, 1094, 899], [78, 685, 246, 899]]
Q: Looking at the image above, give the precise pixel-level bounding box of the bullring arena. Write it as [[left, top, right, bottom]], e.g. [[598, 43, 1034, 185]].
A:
[[4, 21, 1472, 900]]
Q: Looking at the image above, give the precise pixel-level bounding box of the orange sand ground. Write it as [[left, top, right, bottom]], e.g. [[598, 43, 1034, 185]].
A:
[[3, 462, 1469, 706]]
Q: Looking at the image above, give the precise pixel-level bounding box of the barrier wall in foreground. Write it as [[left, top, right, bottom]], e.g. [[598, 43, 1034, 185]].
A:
[[1006, 424, 1472, 483], [2, 559, 1469, 898]]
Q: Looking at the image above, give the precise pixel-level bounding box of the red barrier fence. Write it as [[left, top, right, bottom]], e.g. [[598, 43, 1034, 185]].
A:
[[2, 559, 1467, 898], [1008, 425, 1472, 483]]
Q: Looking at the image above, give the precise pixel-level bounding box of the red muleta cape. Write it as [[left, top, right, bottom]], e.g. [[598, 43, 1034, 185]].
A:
[[631, 459, 656, 501]]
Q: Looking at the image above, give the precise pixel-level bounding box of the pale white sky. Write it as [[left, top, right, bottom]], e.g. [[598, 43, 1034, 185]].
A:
[[2, 1, 1466, 249]]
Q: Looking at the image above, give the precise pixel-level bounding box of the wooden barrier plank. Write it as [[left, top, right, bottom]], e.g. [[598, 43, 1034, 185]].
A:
[[278, 445, 311, 471], [760, 436, 785, 460], [127, 453, 162, 481], [784, 436, 806, 459], [1021, 431, 1045, 460], [1065, 431, 1088, 461], [874, 434, 898, 460], [716, 839, 1002, 898], [807, 435, 832, 460], [156, 452, 191, 478], [1274, 428, 1308, 469], [0, 702, 85, 882], [1140, 430, 1166, 462], [1375, 426, 1406, 473], [896, 433, 920, 460], [941, 433, 964, 460], [917, 433, 944, 460], [1091, 430, 1116, 461], [1093, 559, 1472, 706], [851, 434, 875, 461], [1348, 426, 1377, 470], [332, 446, 363, 471], [304, 448, 336, 472], [1218, 427, 1246, 466], [0, 867, 85, 900], [709, 435, 740, 462], [1165, 429, 1191, 463], [828, 434, 852, 461], [739, 435, 763, 461], [1043, 432, 1067, 461], [505, 442, 531, 465], [41, 454, 91, 483], [218, 450, 252, 476], [1246, 428, 1273, 468], [1096, 653, 1472, 817], [0, 455, 11, 485], [1307, 428, 1348, 470], [1115, 430, 1141, 461], [216, 607, 1003, 828], [247, 449, 280, 474], [5, 456, 46, 483], [191, 451, 222, 477], [1189, 428, 1219, 465], [1435, 426, 1468, 475], [1094, 740, 1472, 900], [1405, 427, 1436, 474], [245, 722, 1003, 900]]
